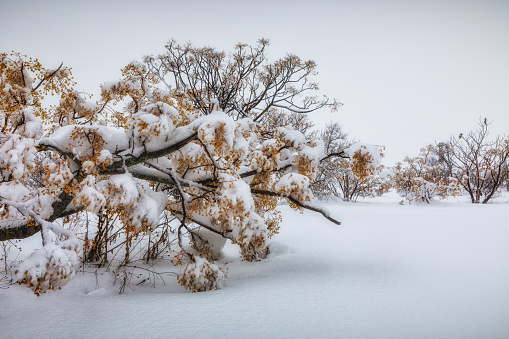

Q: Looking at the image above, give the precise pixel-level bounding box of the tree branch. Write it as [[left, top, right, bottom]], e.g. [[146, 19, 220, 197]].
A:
[[250, 188, 341, 225]]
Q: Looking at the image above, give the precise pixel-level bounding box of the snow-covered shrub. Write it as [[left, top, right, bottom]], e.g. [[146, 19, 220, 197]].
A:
[[16, 242, 79, 296], [347, 143, 382, 181], [177, 255, 227, 292], [391, 145, 461, 204]]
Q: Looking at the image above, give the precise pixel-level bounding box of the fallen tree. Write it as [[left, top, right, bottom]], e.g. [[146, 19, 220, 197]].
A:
[[1, 46, 378, 293]]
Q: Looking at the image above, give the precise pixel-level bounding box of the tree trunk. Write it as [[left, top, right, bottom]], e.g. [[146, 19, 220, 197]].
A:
[[0, 223, 41, 242]]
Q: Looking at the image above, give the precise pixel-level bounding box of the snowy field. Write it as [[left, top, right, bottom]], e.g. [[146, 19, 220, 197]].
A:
[[1, 192, 508, 339]]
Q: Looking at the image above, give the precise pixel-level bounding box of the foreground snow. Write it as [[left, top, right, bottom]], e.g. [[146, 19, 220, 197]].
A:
[[1, 193, 508, 338]]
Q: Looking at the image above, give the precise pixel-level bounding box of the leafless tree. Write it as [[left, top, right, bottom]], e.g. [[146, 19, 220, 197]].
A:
[[312, 123, 385, 202], [312, 123, 349, 197], [440, 119, 509, 203], [144, 39, 340, 124]]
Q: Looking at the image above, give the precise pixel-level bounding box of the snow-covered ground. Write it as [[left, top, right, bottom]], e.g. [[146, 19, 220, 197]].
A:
[[1, 192, 508, 338]]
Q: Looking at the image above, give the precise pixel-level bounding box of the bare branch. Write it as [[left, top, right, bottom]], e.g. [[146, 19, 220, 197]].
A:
[[250, 189, 341, 225]]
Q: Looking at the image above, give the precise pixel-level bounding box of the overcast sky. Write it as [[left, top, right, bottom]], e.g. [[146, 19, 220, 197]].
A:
[[1, 0, 508, 164]]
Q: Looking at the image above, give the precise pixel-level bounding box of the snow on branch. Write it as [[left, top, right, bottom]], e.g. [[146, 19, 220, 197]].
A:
[[0, 196, 80, 295], [1, 49, 351, 294], [250, 188, 341, 225]]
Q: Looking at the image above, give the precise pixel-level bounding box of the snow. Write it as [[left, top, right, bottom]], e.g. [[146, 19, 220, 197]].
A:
[[277, 126, 307, 149], [275, 172, 313, 202], [16, 242, 79, 294], [0, 133, 37, 181], [18, 108, 43, 139], [40, 124, 130, 156], [347, 142, 382, 168], [194, 111, 236, 157], [74, 177, 106, 213], [129, 102, 179, 149], [1, 193, 509, 338]]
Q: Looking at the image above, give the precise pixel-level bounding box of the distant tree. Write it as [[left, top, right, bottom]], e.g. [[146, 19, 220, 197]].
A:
[[313, 122, 385, 202], [504, 162, 509, 190], [0, 51, 380, 294], [440, 119, 509, 204], [391, 145, 461, 204]]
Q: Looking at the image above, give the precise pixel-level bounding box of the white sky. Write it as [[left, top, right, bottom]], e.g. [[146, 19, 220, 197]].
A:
[[1, 0, 508, 164]]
